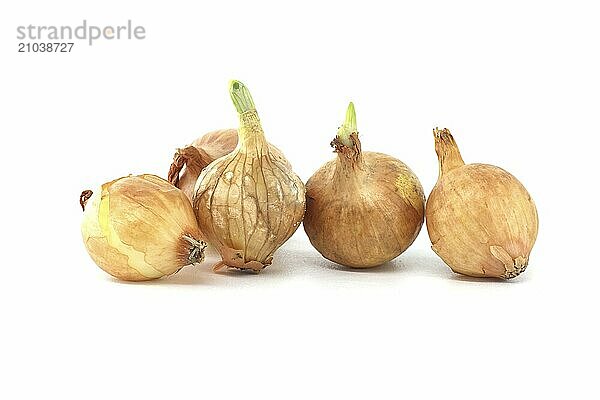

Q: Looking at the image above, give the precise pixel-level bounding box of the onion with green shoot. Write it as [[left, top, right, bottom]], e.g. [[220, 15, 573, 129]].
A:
[[192, 80, 305, 272], [303, 102, 425, 268]]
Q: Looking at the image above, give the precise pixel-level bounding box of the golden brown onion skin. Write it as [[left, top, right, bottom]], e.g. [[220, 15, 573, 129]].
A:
[[426, 128, 538, 279], [304, 134, 425, 268]]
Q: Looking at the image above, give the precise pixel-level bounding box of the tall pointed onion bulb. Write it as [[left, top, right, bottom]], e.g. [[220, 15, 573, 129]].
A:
[[192, 80, 306, 272], [303, 103, 425, 268], [168, 129, 239, 201], [426, 128, 538, 279], [80, 174, 207, 281]]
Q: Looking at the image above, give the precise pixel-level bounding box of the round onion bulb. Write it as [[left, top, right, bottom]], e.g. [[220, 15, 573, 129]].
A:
[[80, 174, 207, 281], [168, 129, 239, 202], [426, 128, 539, 279], [192, 80, 306, 272], [303, 102, 425, 268]]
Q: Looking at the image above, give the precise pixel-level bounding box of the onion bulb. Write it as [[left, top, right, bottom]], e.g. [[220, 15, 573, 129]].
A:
[[80, 174, 207, 281], [426, 128, 539, 279], [168, 129, 238, 201], [303, 102, 425, 268], [192, 80, 305, 272]]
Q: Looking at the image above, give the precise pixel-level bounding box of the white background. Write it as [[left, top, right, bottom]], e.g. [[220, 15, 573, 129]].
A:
[[1, 1, 598, 399]]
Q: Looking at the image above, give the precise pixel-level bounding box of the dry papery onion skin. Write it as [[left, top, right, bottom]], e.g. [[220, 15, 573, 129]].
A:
[[168, 129, 238, 202], [80, 174, 206, 281], [192, 80, 306, 272], [426, 128, 538, 279], [303, 102, 425, 268], [168, 129, 291, 203]]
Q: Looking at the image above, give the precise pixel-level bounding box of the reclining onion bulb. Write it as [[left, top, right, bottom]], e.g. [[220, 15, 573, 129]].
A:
[[426, 128, 538, 279], [80, 174, 207, 281], [192, 80, 306, 272], [303, 102, 425, 268]]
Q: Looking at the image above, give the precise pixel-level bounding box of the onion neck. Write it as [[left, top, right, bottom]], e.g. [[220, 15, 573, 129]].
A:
[[332, 102, 365, 181], [80, 190, 93, 211], [182, 234, 207, 265], [167, 146, 206, 187], [434, 127, 465, 177], [230, 80, 268, 151]]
